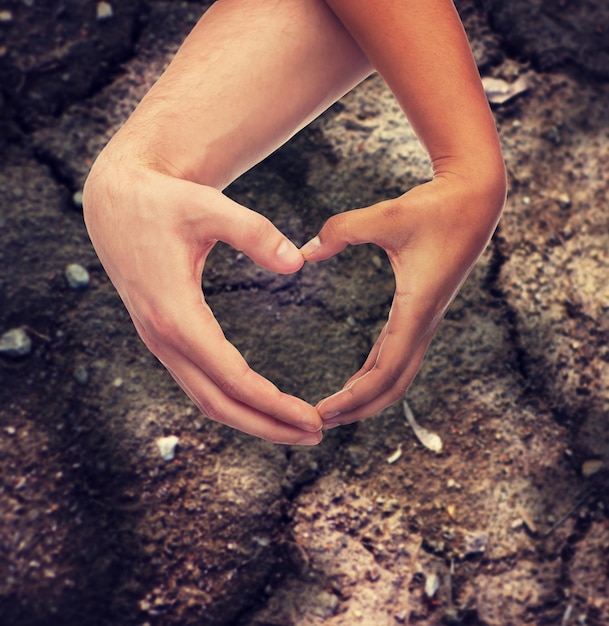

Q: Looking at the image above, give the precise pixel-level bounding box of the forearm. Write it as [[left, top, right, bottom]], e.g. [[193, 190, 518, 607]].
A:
[[324, 0, 506, 204], [100, 0, 371, 190]]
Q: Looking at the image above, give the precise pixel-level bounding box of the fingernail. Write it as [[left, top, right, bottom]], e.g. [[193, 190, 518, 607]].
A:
[[300, 236, 321, 258], [323, 421, 342, 430], [299, 421, 322, 433], [323, 410, 341, 420], [276, 239, 302, 266], [295, 432, 323, 446]]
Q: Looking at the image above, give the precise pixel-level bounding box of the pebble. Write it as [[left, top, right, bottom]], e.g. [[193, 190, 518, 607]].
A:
[[73, 365, 89, 385], [511, 518, 524, 530], [311, 590, 338, 618], [463, 531, 488, 556], [0, 328, 32, 357], [381, 499, 400, 516], [394, 609, 408, 623], [156, 435, 179, 461], [445, 503, 457, 519], [65, 263, 90, 289], [366, 565, 381, 582], [0, 10, 13, 22], [582, 459, 604, 478], [96, 2, 113, 20], [72, 190, 84, 210], [424, 572, 439, 598]]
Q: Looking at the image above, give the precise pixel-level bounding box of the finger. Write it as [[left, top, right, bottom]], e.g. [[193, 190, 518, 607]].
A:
[[193, 185, 305, 274], [162, 352, 322, 445], [317, 289, 436, 419], [300, 204, 388, 262], [130, 287, 323, 434], [322, 340, 429, 428], [341, 323, 388, 389]]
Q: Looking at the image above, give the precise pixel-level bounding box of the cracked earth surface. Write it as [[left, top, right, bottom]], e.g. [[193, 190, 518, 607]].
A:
[[1, 1, 608, 625]]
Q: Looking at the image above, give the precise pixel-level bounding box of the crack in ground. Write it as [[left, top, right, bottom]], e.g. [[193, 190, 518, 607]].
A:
[[483, 232, 531, 387]]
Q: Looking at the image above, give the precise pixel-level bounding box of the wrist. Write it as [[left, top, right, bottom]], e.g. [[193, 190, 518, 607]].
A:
[[428, 159, 507, 245], [433, 154, 507, 212]]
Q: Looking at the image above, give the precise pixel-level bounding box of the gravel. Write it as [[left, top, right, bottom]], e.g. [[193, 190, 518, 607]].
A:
[[0, 328, 32, 357]]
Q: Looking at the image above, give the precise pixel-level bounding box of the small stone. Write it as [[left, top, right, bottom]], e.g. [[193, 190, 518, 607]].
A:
[[582, 459, 604, 478], [72, 190, 84, 209], [311, 590, 338, 618], [112, 377, 123, 388], [463, 531, 488, 556], [366, 565, 381, 582], [424, 572, 439, 598], [65, 263, 90, 289], [96, 1, 113, 20], [156, 435, 179, 461], [0, 10, 13, 22], [381, 499, 400, 516], [557, 192, 571, 209], [511, 518, 524, 530], [394, 609, 408, 623], [73, 365, 89, 385], [346, 444, 367, 468], [0, 328, 32, 357], [519, 507, 538, 534], [5, 426, 16, 436]]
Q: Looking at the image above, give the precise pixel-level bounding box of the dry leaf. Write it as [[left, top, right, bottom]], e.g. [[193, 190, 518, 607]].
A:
[[403, 400, 443, 453], [482, 75, 529, 105]]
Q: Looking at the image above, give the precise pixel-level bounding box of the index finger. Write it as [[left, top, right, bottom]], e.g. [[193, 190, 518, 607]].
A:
[[316, 288, 439, 423], [131, 286, 323, 436]]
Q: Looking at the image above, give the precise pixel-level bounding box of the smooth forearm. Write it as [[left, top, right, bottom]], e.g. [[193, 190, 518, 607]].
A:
[[324, 0, 506, 201]]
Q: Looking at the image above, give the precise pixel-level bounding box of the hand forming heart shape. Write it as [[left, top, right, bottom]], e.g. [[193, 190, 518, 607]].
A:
[[84, 156, 504, 446]]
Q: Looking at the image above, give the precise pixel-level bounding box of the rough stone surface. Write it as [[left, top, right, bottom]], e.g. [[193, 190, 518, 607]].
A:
[[0, 0, 145, 129], [1, 1, 608, 625], [485, 0, 609, 79]]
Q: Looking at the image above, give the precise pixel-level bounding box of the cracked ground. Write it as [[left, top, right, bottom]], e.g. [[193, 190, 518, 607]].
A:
[[1, 1, 609, 625]]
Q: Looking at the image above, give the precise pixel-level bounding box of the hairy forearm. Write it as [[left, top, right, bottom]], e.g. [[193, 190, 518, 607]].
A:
[[324, 0, 506, 200], [103, 0, 370, 190]]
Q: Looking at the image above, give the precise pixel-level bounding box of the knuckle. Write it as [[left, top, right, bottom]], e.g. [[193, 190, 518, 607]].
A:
[[323, 213, 348, 241], [264, 431, 287, 445], [217, 375, 240, 400], [197, 397, 224, 424], [138, 309, 180, 356], [379, 201, 404, 222], [242, 213, 273, 249], [387, 385, 407, 405]]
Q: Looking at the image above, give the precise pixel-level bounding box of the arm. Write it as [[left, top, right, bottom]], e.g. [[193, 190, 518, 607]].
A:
[[83, 0, 372, 444], [302, 0, 507, 424]]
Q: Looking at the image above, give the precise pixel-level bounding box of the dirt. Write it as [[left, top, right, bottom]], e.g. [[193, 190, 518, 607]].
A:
[[1, 1, 608, 625]]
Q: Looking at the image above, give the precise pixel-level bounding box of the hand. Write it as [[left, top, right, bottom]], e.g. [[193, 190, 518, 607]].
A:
[[83, 153, 323, 445], [301, 174, 505, 427]]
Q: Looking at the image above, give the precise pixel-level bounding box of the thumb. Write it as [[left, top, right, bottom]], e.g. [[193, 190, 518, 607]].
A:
[[199, 187, 304, 274], [300, 206, 377, 262]]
